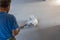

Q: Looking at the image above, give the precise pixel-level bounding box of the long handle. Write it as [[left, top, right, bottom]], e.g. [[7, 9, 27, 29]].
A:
[[18, 24, 27, 32]]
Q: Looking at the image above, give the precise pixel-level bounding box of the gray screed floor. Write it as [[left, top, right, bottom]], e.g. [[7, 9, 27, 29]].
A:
[[16, 25, 60, 40]]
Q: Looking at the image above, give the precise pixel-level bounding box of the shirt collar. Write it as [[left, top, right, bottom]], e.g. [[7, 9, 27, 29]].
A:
[[0, 12, 7, 14]]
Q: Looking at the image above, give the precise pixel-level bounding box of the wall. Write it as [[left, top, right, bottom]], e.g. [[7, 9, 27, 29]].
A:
[[10, 0, 60, 40]]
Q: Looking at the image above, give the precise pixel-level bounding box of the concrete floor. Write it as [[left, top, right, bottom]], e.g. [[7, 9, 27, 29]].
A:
[[11, 0, 60, 40], [16, 27, 41, 40], [16, 25, 60, 40]]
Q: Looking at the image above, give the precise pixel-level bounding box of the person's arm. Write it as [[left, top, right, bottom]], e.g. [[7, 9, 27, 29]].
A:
[[10, 15, 19, 36], [12, 29, 19, 36], [11, 15, 26, 36], [12, 25, 25, 36]]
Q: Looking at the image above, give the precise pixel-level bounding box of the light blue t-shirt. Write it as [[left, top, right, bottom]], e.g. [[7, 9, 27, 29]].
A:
[[0, 12, 18, 40]]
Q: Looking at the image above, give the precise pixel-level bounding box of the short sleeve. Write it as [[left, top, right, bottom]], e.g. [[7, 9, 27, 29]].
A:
[[11, 15, 19, 30]]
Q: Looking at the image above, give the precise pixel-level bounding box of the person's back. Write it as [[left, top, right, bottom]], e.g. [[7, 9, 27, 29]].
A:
[[0, 0, 21, 40], [0, 12, 17, 40]]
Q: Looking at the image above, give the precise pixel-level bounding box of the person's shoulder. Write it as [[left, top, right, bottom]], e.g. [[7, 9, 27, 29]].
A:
[[7, 14, 15, 18], [6, 14, 16, 20], [7, 14, 14, 17]]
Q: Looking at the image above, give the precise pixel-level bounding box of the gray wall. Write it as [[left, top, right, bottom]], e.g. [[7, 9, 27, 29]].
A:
[[10, 0, 60, 40]]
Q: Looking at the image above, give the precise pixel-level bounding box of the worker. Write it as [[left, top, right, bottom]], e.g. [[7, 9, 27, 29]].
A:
[[0, 0, 25, 40]]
